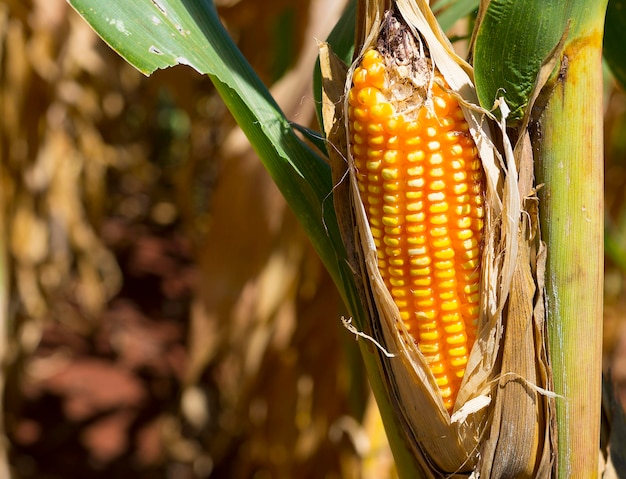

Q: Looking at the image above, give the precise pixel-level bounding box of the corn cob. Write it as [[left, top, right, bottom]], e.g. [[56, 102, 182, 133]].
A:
[[348, 17, 484, 412]]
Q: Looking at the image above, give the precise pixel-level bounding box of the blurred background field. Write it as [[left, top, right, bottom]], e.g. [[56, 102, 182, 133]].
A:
[[0, 0, 625, 478]]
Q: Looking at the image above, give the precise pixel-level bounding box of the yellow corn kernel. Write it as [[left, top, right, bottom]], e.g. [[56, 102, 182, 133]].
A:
[[349, 47, 483, 412]]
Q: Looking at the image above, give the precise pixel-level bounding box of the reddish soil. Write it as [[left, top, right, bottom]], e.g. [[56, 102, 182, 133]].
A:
[[9, 217, 198, 479]]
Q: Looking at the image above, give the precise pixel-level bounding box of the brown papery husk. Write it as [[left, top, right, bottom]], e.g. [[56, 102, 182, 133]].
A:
[[320, 0, 553, 475]]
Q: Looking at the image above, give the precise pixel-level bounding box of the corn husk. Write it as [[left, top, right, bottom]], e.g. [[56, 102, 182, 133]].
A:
[[320, 0, 554, 475]]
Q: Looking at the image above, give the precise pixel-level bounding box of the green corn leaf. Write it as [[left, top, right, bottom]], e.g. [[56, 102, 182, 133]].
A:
[[473, 0, 571, 121], [68, 0, 352, 303]]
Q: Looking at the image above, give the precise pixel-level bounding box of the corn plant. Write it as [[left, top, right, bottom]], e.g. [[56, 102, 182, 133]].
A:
[[67, 0, 622, 476]]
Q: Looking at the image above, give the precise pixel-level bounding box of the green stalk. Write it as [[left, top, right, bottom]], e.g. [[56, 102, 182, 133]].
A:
[[535, 2, 607, 475]]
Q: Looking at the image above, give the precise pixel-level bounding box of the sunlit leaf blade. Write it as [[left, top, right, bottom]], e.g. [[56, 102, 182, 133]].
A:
[[473, 0, 570, 121], [68, 0, 350, 301], [605, 0, 626, 90], [69, 0, 229, 75]]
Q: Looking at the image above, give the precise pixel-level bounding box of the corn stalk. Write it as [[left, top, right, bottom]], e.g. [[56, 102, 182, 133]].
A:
[[534, 5, 607, 475]]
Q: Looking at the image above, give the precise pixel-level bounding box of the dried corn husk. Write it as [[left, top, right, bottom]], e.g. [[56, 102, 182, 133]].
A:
[[320, 0, 554, 476]]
